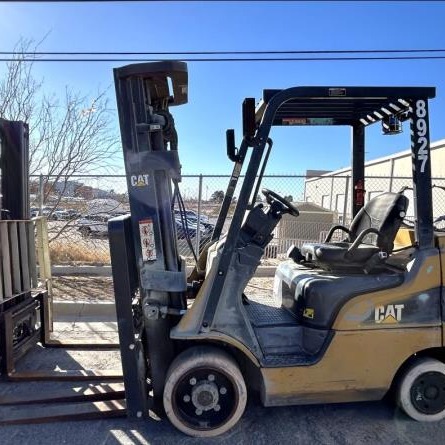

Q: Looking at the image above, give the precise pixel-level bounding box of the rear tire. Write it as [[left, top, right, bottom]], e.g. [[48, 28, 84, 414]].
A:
[[163, 346, 247, 437], [397, 357, 445, 421]]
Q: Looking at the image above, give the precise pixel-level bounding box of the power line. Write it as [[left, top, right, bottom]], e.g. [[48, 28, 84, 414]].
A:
[[1, 49, 445, 56], [0, 0, 427, 2], [1, 55, 445, 62]]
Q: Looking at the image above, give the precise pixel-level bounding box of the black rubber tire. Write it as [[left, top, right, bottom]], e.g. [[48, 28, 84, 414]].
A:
[[163, 346, 247, 437], [397, 357, 445, 422]]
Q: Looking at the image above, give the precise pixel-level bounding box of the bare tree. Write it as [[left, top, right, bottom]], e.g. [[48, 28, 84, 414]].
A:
[[0, 38, 121, 241], [0, 39, 42, 124], [210, 190, 225, 203], [33, 89, 119, 204]]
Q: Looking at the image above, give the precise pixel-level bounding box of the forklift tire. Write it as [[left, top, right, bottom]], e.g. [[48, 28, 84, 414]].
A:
[[163, 346, 247, 437], [397, 357, 445, 422]]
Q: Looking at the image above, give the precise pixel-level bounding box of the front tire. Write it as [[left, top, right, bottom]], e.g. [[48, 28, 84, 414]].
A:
[[163, 346, 247, 437], [397, 357, 445, 421]]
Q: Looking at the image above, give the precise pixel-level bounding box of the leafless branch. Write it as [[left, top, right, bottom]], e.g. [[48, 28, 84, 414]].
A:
[[1, 38, 121, 244]]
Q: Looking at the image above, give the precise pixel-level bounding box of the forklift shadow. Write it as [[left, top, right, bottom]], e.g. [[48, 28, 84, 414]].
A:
[[14, 340, 121, 375], [0, 332, 125, 425]]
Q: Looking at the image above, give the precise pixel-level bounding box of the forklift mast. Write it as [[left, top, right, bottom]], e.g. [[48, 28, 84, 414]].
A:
[[114, 61, 187, 289], [110, 62, 189, 415]]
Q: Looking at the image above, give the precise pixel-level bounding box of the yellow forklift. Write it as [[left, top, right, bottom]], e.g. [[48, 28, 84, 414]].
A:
[[110, 62, 444, 437]]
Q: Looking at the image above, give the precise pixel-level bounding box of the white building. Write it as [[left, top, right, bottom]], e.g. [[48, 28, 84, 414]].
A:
[[304, 139, 445, 222]]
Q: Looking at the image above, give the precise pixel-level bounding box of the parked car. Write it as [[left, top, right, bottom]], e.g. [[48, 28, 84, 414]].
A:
[[76, 212, 211, 241], [67, 208, 82, 219], [30, 207, 39, 218], [30, 207, 71, 219], [175, 218, 200, 239], [175, 215, 214, 237], [41, 207, 53, 218], [52, 210, 70, 220], [175, 210, 214, 234], [174, 209, 210, 224], [77, 214, 110, 237]]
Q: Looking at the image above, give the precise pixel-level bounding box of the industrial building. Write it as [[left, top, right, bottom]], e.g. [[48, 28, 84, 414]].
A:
[[303, 139, 445, 222]]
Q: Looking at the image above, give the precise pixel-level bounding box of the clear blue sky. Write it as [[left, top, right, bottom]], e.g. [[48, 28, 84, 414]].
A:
[[1, 1, 445, 175]]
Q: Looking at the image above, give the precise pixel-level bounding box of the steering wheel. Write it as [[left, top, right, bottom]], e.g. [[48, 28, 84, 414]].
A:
[[261, 188, 299, 217]]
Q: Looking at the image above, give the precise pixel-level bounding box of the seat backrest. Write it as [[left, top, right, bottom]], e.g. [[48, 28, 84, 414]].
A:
[[348, 192, 409, 252]]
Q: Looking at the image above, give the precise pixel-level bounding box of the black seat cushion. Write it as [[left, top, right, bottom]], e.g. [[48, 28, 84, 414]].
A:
[[302, 242, 379, 266], [297, 271, 403, 328]]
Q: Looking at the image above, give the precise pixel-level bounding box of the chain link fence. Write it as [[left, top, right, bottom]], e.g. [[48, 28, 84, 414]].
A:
[[29, 173, 445, 266]]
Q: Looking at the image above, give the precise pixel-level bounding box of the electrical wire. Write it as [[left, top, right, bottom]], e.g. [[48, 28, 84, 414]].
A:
[[2, 56, 445, 63], [1, 48, 445, 56], [3, 47, 445, 62], [0, 0, 428, 3]]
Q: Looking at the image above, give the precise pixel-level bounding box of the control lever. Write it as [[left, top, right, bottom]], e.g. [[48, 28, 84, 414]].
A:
[[226, 129, 239, 162]]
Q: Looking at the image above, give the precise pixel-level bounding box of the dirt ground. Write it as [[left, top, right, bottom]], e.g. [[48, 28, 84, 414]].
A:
[[52, 276, 115, 302], [52, 276, 275, 302]]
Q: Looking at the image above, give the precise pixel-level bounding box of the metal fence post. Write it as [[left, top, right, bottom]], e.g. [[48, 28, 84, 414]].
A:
[[35, 216, 53, 331], [329, 176, 334, 210], [343, 176, 350, 224], [39, 174, 44, 215], [389, 159, 395, 192], [195, 174, 203, 254]]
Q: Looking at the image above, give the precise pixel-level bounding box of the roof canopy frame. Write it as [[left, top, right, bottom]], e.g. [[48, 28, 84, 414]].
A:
[[251, 86, 436, 248]]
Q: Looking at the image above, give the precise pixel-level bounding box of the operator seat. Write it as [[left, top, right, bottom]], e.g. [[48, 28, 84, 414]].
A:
[[300, 192, 409, 271]]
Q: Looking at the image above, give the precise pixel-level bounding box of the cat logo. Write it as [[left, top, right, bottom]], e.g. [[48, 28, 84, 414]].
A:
[[130, 174, 149, 187], [303, 308, 315, 319], [374, 304, 404, 324]]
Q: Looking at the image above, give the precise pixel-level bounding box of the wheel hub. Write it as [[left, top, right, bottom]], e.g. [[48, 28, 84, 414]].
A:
[[192, 382, 219, 411], [172, 368, 237, 429], [425, 386, 439, 400], [411, 371, 445, 415]]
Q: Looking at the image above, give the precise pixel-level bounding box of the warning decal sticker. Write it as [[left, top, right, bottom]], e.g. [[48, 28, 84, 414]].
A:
[[139, 219, 156, 261]]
